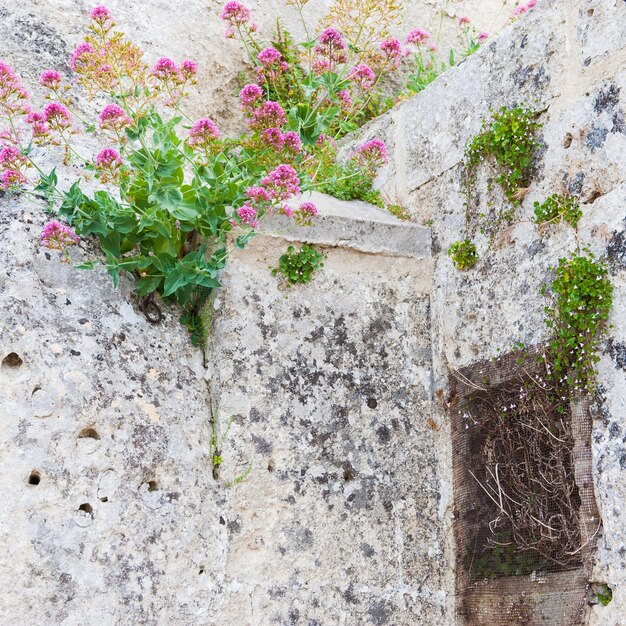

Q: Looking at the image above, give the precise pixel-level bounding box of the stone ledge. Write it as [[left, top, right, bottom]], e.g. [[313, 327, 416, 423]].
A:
[[257, 191, 432, 259]]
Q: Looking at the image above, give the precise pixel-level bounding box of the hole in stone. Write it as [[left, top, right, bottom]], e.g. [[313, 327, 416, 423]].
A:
[[198, 567, 205, 575], [28, 471, 41, 485], [78, 427, 100, 440], [2, 352, 23, 368], [99, 496, 108, 503], [267, 459, 276, 472], [147, 480, 158, 492], [31, 386, 41, 395], [563, 132, 573, 148], [78, 503, 93, 516], [366, 397, 378, 409], [587, 8, 594, 15]]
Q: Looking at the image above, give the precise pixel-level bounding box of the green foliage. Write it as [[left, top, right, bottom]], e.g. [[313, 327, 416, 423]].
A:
[[405, 48, 455, 96], [465, 105, 541, 207], [54, 110, 265, 306], [273, 244, 325, 285], [595, 584, 613, 606], [533, 194, 582, 228], [386, 203, 411, 221], [448, 239, 478, 270], [316, 160, 383, 206], [544, 252, 613, 390]]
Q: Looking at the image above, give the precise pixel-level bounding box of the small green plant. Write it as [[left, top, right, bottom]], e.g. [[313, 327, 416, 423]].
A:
[[465, 105, 541, 206], [448, 239, 478, 270], [273, 244, 325, 285], [595, 583, 613, 606], [544, 252, 613, 391], [386, 203, 411, 221], [209, 411, 252, 484], [533, 194, 582, 229]]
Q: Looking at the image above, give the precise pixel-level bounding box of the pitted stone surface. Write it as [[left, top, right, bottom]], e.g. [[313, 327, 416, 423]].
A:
[[346, 1, 626, 623]]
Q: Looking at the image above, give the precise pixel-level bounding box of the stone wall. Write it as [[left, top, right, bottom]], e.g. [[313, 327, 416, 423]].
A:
[[347, 0, 626, 623], [2, 0, 626, 624]]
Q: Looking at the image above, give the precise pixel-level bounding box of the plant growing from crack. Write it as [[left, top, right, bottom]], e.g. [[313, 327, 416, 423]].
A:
[[272, 243, 325, 285], [533, 193, 582, 229], [448, 239, 478, 270]]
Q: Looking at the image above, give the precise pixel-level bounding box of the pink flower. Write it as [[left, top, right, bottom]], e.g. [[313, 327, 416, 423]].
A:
[[527, 0, 537, 8], [405, 28, 431, 45], [260, 164, 300, 201], [180, 60, 198, 79], [95, 148, 122, 181], [249, 101, 286, 131], [258, 47, 282, 66], [220, 1, 251, 26], [380, 38, 403, 68], [352, 138, 388, 167], [282, 131, 302, 154], [90, 6, 112, 22], [297, 201, 318, 217], [318, 28, 346, 48], [478, 31, 489, 42], [338, 89, 352, 111], [314, 27, 348, 67], [312, 58, 332, 75], [99, 103, 130, 131], [40, 220, 79, 253], [0, 61, 29, 116], [349, 64, 376, 90], [95, 148, 122, 167], [261, 127, 284, 150], [69, 42, 94, 71], [458, 16, 471, 25], [281, 204, 294, 218], [246, 186, 271, 204], [43, 102, 71, 130], [151, 57, 180, 81], [236, 203, 258, 228], [40, 70, 62, 89], [188, 118, 220, 149], [1, 169, 27, 190], [0, 145, 23, 168], [224, 27, 236, 39], [26, 111, 50, 140], [240, 83, 263, 111]]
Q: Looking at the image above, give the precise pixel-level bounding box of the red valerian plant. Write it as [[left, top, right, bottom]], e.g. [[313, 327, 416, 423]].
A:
[[0, 6, 322, 320]]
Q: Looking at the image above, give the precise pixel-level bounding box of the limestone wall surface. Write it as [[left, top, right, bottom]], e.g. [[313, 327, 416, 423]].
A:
[[2, 0, 626, 624], [347, 0, 626, 623]]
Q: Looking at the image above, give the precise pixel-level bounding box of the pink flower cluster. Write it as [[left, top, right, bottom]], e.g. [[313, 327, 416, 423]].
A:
[[95, 148, 122, 182], [0, 144, 27, 190], [95, 147, 122, 167], [351, 138, 388, 168], [458, 16, 471, 26], [236, 203, 259, 228], [151, 57, 197, 82], [349, 64, 376, 90], [293, 201, 319, 225], [40, 220, 79, 255], [0, 61, 29, 117], [258, 128, 302, 154], [188, 118, 221, 150], [69, 43, 94, 72], [248, 100, 286, 131], [43, 102, 72, 132], [260, 164, 300, 201], [220, 1, 251, 26], [99, 103, 130, 131], [256, 47, 288, 82], [380, 38, 404, 69], [26, 111, 50, 142], [405, 28, 430, 46], [40, 70, 62, 90], [240, 83, 263, 111], [513, 0, 537, 16], [90, 5, 113, 24], [313, 28, 347, 74]]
